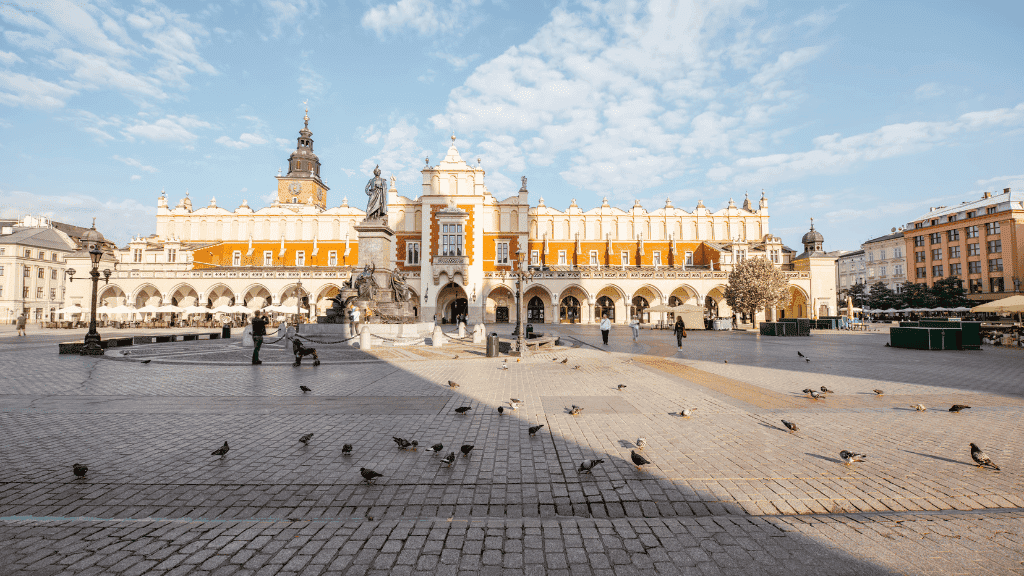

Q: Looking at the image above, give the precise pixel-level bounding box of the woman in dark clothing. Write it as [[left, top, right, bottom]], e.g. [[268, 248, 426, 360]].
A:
[[673, 317, 688, 350]]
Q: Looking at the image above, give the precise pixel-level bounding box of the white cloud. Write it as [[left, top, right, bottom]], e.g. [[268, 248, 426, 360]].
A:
[[359, 118, 430, 193], [298, 63, 329, 98], [750, 45, 825, 87], [914, 82, 944, 100], [113, 155, 158, 173], [362, 0, 482, 37], [239, 133, 268, 145], [260, 0, 323, 38], [0, 70, 76, 109], [51, 48, 166, 99], [130, 174, 142, 180], [976, 174, 1024, 186], [0, 188, 155, 245], [0, 51, 24, 66], [216, 135, 249, 149], [432, 51, 477, 69], [123, 115, 212, 143]]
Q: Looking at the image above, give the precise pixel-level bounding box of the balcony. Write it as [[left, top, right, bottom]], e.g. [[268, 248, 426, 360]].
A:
[[433, 254, 468, 265]]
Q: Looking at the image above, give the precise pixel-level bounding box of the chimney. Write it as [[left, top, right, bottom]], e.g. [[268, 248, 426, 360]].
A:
[[983, 192, 992, 199], [1004, 188, 1011, 194]]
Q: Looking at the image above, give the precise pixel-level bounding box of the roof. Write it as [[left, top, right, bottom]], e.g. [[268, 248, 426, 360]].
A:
[[0, 227, 78, 251], [837, 250, 866, 259], [862, 231, 903, 244], [909, 189, 1023, 224]]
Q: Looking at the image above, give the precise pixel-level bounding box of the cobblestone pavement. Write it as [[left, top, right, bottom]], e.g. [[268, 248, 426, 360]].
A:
[[1, 325, 1023, 575]]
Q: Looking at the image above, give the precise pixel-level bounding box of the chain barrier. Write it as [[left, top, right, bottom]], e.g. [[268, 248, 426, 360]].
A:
[[370, 333, 424, 343], [292, 332, 359, 345]]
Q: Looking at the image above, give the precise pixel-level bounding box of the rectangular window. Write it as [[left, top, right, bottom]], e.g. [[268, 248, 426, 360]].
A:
[[50, 288, 56, 300], [621, 251, 629, 267], [949, 263, 961, 276], [867, 252, 874, 262], [52, 253, 58, 261], [36, 287, 43, 298], [769, 250, 778, 264], [23, 287, 29, 298], [931, 248, 941, 261], [915, 251, 926, 263], [653, 251, 662, 266], [947, 215, 956, 223], [868, 267, 875, 277], [530, 250, 539, 265], [985, 222, 1001, 235], [296, 251, 305, 266], [991, 277, 1005, 292], [686, 251, 694, 266], [25, 249, 31, 257], [965, 225, 979, 238], [894, 264, 903, 276], [948, 246, 960, 259], [916, 267, 926, 279], [0, 265, 3, 275], [557, 250, 567, 265], [50, 269, 57, 280], [328, 251, 338, 266], [495, 241, 509, 265], [894, 247, 902, 258], [932, 265, 943, 278], [929, 232, 941, 244], [967, 211, 976, 218], [913, 236, 925, 247], [880, 266, 887, 276], [263, 251, 273, 266], [967, 243, 980, 256], [441, 224, 464, 256], [987, 206, 997, 215], [24, 266, 30, 277], [168, 249, 177, 262], [969, 278, 982, 293], [405, 243, 419, 265], [968, 260, 981, 274], [989, 258, 1003, 272], [947, 229, 960, 242], [987, 239, 1001, 253], [590, 250, 598, 266], [232, 251, 241, 266], [133, 249, 142, 263], [37, 267, 44, 278], [0, 248, 4, 255]]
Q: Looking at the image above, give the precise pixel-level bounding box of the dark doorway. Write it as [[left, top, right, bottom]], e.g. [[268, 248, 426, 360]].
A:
[[595, 295, 615, 322], [630, 295, 650, 323], [495, 307, 509, 323], [449, 298, 468, 322], [560, 296, 581, 323], [527, 296, 545, 323]]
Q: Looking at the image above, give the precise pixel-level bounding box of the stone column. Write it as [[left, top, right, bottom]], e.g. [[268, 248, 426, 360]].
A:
[[360, 325, 371, 350], [432, 325, 445, 347]]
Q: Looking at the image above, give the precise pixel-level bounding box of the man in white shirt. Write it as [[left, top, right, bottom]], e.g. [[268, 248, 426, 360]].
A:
[[599, 314, 611, 345], [629, 317, 640, 342], [349, 305, 361, 337]]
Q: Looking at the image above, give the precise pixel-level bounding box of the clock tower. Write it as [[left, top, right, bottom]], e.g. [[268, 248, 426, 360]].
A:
[[276, 108, 328, 209]]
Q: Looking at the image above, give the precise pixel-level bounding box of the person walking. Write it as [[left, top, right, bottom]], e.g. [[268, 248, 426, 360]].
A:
[[673, 317, 688, 350], [349, 305, 361, 338], [629, 316, 640, 342], [16, 313, 26, 337], [251, 311, 267, 365], [599, 314, 611, 345]]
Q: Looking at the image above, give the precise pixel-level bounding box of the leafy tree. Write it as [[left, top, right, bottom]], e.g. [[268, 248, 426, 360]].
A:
[[843, 282, 868, 307], [931, 276, 970, 308], [898, 281, 936, 309], [867, 281, 896, 310], [724, 257, 791, 328]]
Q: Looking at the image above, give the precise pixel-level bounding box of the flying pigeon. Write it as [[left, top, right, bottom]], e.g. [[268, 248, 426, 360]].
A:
[[448, 380, 460, 388], [528, 424, 544, 436], [969, 443, 999, 470], [636, 437, 647, 450], [577, 459, 605, 474], [912, 404, 927, 411], [617, 384, 627, 391], [820, 386, 831, 394], [630, 450, 651, 470], [359, 467, 383, 484], [300, 386, 311, 393], [511, 398, 525, 405], [299, 433, 313, 445], [141, 359, 151, 364], [73, 463, 88, 477], [798, 351, 810, 362], [809, 391, 824, 400], [342, 444, 353, 455], [455, 406, 472, 415], [561, 358, 568, 364], [569, 405, 583, 416], [506, 402, 520, 411], [839, 450, 867, 466], [680, 407, 696, 418], [440, 452, 456, 466], [949, 404, 971, 413], [872, 389, 884, 396], [782, 420, 798, 433], [425, 443, 444, 454], [460, 444, 474, 457], [211, 441, 229, 458]]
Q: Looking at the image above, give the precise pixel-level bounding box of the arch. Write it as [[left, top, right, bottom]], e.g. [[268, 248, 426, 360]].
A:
[[668, 284, 700, 306], [782, 285, 809, 319], [395, 210, 406, 231], [277, 283, 308, 308], [484, 284, 515, 323], [630, 295, 650, 322], [692, 221, 698, 240], [131, 283, 163, 308], [204, 283, 236, 307], [563, 219, 570, 239], [594, 295, 616, 322], [524, 284, 553, 324], [527, 295, 546, 324], [559, 295, 581, 324], [494, 210, 501, 231], [740, 221, 747, 240], [314, 283, 344, 315], [555, 283, 591, 304], [556, 284, 591, 323], [594, 284, 627, 324], [98, 284, 127, 307], [510, 210, 519, 232], [167, 282, 199, 307], [241, 283, 272, 308], [530, 220, 538, 237], [436, 281, 468, 324], [704, 284, 729, 319], [757, 221, 763, 239], [633, 283, 664, 306], [706, 221, 714, 241]]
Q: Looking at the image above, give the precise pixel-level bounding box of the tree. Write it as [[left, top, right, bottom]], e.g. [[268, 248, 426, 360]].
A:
[[898, 281, 936, 309], [867, 281, 896, 310], [843, 282, 868, 307], [723, 257, 791, 328], [931, 276, 970, 308]]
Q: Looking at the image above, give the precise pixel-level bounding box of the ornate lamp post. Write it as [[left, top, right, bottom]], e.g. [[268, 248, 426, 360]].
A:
[[81, 245, 111, 355], [513, 246, 531, 357]]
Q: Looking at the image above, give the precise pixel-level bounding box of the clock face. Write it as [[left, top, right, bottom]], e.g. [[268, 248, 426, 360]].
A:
[[289, 182, 301, 195]]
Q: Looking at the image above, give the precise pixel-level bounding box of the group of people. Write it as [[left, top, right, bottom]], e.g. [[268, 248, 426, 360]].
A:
[[598, 314, 688, 350]]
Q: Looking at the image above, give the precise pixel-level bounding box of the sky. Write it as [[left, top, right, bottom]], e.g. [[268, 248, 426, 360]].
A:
[[0, 0, 1022, 250]]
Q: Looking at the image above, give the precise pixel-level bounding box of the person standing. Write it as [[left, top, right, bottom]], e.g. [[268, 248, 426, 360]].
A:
[[599, 314, 611, 345], [349, 305, 361, 338], [629, 316, 640, 342], [16, 312, 26, 337], [673, 317, 688, 350], [251, 311, 267, 365]]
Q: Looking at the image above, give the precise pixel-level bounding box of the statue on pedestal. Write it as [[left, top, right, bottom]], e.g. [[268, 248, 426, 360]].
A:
[[351, 263, 378, 301], [391, 269, 411, 302], [364, 165, 387, 221]]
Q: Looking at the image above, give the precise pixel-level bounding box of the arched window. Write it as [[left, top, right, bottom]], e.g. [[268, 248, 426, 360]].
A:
[[527, 296, 545, 323], [560, 295, 581, 324], [631, 295, 650, 322], [595, 295, 615, 322]]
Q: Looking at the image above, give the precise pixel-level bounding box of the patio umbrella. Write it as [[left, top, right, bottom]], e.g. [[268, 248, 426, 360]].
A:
[[265, 304, 309, 314], [210, 304, 236, 314], [646, 304, 673, 313], [136, 305, 162, 315], [108, 305, 138, 317], [156, 304, 183, 314], [229, 305, 255, 314], [57, 305, 84, 315], [970, 294, 1024, 314]]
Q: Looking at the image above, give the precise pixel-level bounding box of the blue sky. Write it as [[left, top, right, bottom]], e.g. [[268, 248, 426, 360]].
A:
[[0, 0, 1022, 249]]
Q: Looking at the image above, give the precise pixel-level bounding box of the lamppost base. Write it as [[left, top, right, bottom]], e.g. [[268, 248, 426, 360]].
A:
[[81, 332, 104, 356]]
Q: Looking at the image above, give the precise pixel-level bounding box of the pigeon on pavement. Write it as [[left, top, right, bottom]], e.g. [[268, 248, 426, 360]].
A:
[[73, 463, 88, 477], [574, 365, 581, 370], [448, 380, 460, 388], [300, 386, 311, 393], [461, 444, 474, 457], [680, 407, 696, 418], [636, 437, 647, 450], [299, 433, 313, 445], [511, 398, 525, 405], [820, 386, 831, 394], [528, 425, 544, 436], [617, 384, 627, 391], [392, 437, 417, 450], [798, 351, 810, 362], [506, 401, 520, 411], [440, 452, 456, 466], [500, 363, 508, 370], [809, 390, 824, 400], [455, 406, 472, 415], [569, 405, 583, 416], [211, 441, 229, 458], [912, 404, 927, 411], [802, 389, 814, 395], [141, 359, 151, 364], [578, 459, 605, 474], [969, 443, 999, 470], [425, 443, 444, 454], [782, 420, 798, 433], [949, 404, 971, 413], [498, 406, 504, 414], [630, 450, 651, 470], [839, 450, 867, 466], [561, 358, 569, 364], [872, 389, 884, 396], [342, 444, 353, 455], [359, 467, 383, 484]]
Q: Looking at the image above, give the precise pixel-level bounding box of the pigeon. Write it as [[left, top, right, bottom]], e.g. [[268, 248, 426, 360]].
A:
[[680, 407, 696, 418], [912, 404, 927, 411], [299, 433, 313, 445], [500, 364, 509, 370], [460, 444, 474, 457], [569, 405, 583, 416], [455, 406, 472, 415], [820, 386, 831, 394], [617, 384, 627, 391], [511, 398, 525, 405], [802, 388, 814, 395], [561, 358, 568, 364], [797, 351, 810, 362], [211, 441, 229, 458], [949, 404, 971, 413], [969, 443, 999, 470], [809, 391, 824, 400], [425, 443, 444, 454], [342, 444, 353, 455], [448, 380, 460, 388], [453, 355, 459, 359], [839, 450, 867, 466], [885, 342, 891, 347], [141, 359, 151, 364], [782, 420, 798, 433], [528, 424, 544, 436], [506, 402, 520, 411], [636, 437, 647, 450], [440, 452, 456, 466], [552, 358, 559, 362], [73, 463, 88, 477], [573, 365, 581, 370], [724, 360, 728, 364], [498, 406, 504, 414], [359, 467, 383, 484], [630, 450, 651, 470], [392, 437, 417, 450], [300, 386, 311, 393], [872, 389, 884, 396], [577, 459, 605, 474]]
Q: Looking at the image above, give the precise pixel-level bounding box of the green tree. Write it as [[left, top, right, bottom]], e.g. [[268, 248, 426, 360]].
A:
[[843, 282, 868, 307], [724, 257, 791, 328], [931, 276, 970, 308], [898, 281, 936, 309], [867, 281, 896, 310]]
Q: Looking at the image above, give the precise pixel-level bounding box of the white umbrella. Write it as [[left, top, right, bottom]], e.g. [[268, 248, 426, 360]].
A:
[[57, 305, 84, 315], [182, 306, 210, 316], [136, 305, 162, 315], [265, 304, 309, 314], [156, 304, 183, 314], [229, 305, 254, 314], [107, 305, 137, 317], [210, 304, 235, 314]]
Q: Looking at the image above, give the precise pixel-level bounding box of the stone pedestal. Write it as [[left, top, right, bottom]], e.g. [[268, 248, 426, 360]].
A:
[[354, 219, 395, 286]]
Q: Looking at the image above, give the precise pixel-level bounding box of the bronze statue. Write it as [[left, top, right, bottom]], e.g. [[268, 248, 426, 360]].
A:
[[352, 263, 378, 301], [364, 165, 387, 220], [391, 269, 411, 302]]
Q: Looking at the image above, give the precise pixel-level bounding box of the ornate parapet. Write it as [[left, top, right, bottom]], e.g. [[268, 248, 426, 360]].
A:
[[432, 255, 469, 285]]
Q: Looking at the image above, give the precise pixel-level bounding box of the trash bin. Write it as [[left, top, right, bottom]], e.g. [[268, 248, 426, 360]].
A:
[[526, 324, 534, 339], [222, 324, 231, 339], [486, 332, 500, 357]]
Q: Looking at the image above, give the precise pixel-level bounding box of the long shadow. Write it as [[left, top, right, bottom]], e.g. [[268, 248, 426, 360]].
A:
[[902, 450, 977, 468]]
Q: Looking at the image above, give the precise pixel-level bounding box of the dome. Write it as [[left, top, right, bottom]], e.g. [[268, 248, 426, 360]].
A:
[[801, 224, 824, 245], [81, 220, 106, 246]]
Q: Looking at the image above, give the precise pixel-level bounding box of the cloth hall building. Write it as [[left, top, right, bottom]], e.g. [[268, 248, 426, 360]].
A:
[[65, 115, 838, 327]]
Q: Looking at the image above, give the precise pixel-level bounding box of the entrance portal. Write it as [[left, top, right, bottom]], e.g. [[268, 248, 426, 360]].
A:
[[527, 296, 545, 324], [560, 295, 581, 323]]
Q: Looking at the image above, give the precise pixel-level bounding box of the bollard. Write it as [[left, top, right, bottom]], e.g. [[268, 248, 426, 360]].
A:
[[458, 322, 466, 338], [360, 325, 371, 350], [432, 325, 445, 348], [472, 324, 484, 344]]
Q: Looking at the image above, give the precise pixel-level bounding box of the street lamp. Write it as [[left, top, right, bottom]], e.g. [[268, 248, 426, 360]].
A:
[[81, 244, 109, 356], [513, 245, 531, 357]]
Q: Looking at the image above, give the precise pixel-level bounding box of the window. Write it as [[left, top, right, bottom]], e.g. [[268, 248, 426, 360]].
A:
[[916, 267, 926, 279], [50, 269, 57, 280], [894, 247, 902, 258], [530, 250, 539, 265], [950, 263, 961, 276], [878, 249, 886, 259], [24, 266, 30, 277], [264, 251, 273, 266], [557, 250, 567, 265], [987, 206, 997, 215], [405, 243, 419, 265], [686, 251, 694, 266], [915, 251, 926, 263], [967, 211, 976, 218], [989, 258, 1003, 272], [232, 251, 241, 266], [495, 241, 509, 265], [50, 288, 56, 300], [0, 248, 5, 255], [948, 246, 960, 259], [880, 266, 887, 276], [868, 267, 875, 278], [653, 251, 662, 266], [947, 215, 956, 223], [328, 251, 338, 266], [913, 236, 925, 247], [590, 250, 599, 266], [947, 229, 959, 242], [930, 219, 938, 226], [52, 253, 57, 262], [985, 222, 1001, 235], [968, 261, 981, 274], [621, 251, 629, 267], [965, 225, 979, 238], [769, 250, 778, 264], [987, 240, 1001, 254], [167, 249, 176, 263], [914, 222, 922, 229], [25, 249, 31, 257], [23, 287, 29, 298], [931, 265, 943, 278], [991, 277, 1005, 292], [967, 243, 980, 256], [894, 264, 903, 276], [133, 249, 143, 263], [929, 232, 941, 244], [0, 265, 3, 275], [867, 252, 874, 262], [969, 279, 982, 293], [37, 267, 44, 278], [0, 287, 2, 297], [441, 224, 463, 256], [296, 251, 305, 266], [36, 287, 43, 298], [931, 248, 941, 261]]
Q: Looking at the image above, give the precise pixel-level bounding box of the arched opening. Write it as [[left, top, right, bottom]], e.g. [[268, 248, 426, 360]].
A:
[[559, 295, 581, 324], [98, 285, 127, 307], [169, 284, 199, 307], [631, 296, 649, 323], [595, 295, 615, 322], [133, 285, 163, 308], [783, 286, 808, 319], [527, 296, 545, 324], [242, 285, 272, 309], [437, 282, 468, 324], [486, 286, 514, 323]]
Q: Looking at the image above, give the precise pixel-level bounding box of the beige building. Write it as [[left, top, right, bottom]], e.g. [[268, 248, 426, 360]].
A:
[[0, 216, 80, 324], [838, 231, 907, 297]]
